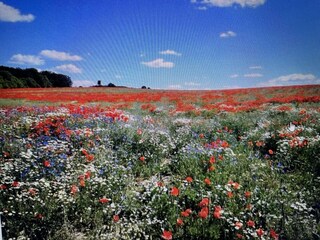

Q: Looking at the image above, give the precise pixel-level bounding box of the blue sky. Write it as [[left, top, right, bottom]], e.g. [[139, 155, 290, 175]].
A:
[[0, 0, 319, 89]]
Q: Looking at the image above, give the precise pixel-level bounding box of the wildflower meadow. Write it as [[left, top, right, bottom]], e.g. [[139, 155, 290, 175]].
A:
[[0, 86, 319, 239]]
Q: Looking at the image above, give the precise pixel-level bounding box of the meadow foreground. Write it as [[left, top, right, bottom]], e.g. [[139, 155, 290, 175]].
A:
[[0, 86, 319, 239]]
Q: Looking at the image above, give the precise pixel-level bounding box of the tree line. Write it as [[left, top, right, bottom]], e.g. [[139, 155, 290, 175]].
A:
[[0, 66, 73, 88]]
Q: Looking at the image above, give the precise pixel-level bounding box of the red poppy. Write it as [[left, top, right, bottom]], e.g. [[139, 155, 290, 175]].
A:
[[79, 179, 85, 187], [139, 156, 145, 162], [227, 191, 233, 198], [181, 209, 192, 217], [198, 207, 209, 219], [232, 182, 240, 190], [185, 208, 192, 214], [213, 210, 221, 219], [85, 171, 91, 179], [215, 205, 222, 212], [176, 218, 183, 226], [70, 185, 78, 195], [170, 187, 179, 196], [199, 198, 210, 208], [99, 197, 109, 204], [236, 233, 244, 239], [113, 215, 120, 222], [12, 181, 19, 188], [86, 154, 94, 162], [43, 160, 50, 167], [247, 220, 255, 227], [270, 229, 279, 239], [268, 149, 274, 155], [256, 228, 264, 237], [161, 230, 173, 240], [204, 178, 211, 185], [213, 205, 222, 219], [245, 191, 251, 198], [199, 133, 204, 138], [28, 188, 37, 196], [157, 181, 164, 187], [185, 176, 193, 183], [235, 221, 243, 229], [208, 165, 216, 171], [209, 156, 215, 164], [256, 141, 264, 147], [81, 149, 88, 156], [221, 141, 229, 148], [0, 184, 7, 190]]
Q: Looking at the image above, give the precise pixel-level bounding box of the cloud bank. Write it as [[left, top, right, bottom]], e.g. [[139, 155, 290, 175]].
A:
[[40, 50, 83, 61], [10, 54, 44, 65], [220, 31, 236, 38], [192, 0, 266, 8], [141, 58, 174, 68], [53, 64, 82, 74], [0, 2, 35, 22], [159, 50, 182, 56], [260, 73, 320, 86]]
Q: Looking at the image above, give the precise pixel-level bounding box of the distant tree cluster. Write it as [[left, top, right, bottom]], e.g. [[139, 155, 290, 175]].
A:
[[141, 86, 151, 89], [0, 66, 72, 88]]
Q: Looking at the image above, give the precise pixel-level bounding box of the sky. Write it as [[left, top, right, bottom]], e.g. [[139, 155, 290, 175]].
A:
[[0, 0, 320, 89]]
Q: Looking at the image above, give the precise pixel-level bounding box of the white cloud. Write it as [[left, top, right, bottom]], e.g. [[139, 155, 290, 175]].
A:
[[230, 74, 239, 78], [141, 58, 174, 68], [168, 84, 182, 89], [72, 80, 95, 87], [249, 65, 262, 69], [40, 50, 82, 61], [0, 2, 35, 22], [244, 73, 263, 78], [159, 50, 182, 56], [53, 64, 82, 74], [197, 6, 208, 10], [196, 0, 266, 8], [260, 73, 320, 87], [115, 75, 122, 79], [10, 54, 44, 65], [220, 31, 236, 38]]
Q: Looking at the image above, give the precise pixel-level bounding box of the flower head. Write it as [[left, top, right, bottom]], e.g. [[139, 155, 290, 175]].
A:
[[247, 220, 255, 227], [270, 229, 279, 239], [99, 197, 109, 204], [170, 187, 179, 196], [113, 215, 120, 222], [43, 160, 50, 167], [161, 230, 172, 240], [176, 218, 183, 226], [204, 178, 211, 185], [256, 228, 264, 237], [198, 207, 209, 219], [185, 176, 193, 183], [199, 197, 210, 208]]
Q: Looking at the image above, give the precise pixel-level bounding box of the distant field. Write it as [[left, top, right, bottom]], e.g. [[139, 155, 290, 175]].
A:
[[0, 85, 320, 112]]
